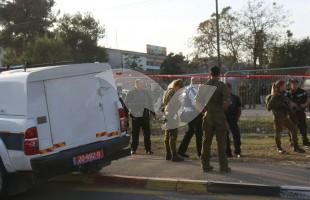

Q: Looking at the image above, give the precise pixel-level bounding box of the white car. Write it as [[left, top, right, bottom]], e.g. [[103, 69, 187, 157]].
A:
[[0, 63, 130, 197]]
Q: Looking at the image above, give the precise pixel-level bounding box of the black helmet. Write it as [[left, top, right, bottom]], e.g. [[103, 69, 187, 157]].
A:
[[210, 66, 221, 76]]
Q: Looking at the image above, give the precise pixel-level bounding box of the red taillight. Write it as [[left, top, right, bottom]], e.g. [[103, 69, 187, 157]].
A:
[[24, 127, 39, 156], [118, 108, 128, 132]]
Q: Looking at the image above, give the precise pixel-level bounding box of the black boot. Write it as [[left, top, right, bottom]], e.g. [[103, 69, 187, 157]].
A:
[[303, 137, 310, 147], [166, 153, 172, 161], [202, 165, 214, 173], [220, 167, 232, 173], [171, 154, 184, 162]]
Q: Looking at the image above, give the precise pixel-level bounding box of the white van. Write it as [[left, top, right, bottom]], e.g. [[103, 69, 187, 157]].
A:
[[0, 63, 130, 197]]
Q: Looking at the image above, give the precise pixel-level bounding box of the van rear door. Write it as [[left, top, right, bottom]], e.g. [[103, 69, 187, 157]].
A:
[[43, 70, 120, 152]]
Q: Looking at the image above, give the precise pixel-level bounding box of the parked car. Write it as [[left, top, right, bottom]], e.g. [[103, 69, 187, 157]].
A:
[[0, 63, 130, 197]]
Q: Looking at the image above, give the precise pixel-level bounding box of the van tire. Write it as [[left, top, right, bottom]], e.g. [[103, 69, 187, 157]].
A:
[[0, 161, 8, 199]]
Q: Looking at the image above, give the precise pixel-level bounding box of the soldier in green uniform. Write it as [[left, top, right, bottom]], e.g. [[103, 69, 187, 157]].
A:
[[162, 79, 184, 162], [266, 80, 305, 153], [196, 66, 231, 173], [287, 79, 310, 146], [239, 82, 247, 109]]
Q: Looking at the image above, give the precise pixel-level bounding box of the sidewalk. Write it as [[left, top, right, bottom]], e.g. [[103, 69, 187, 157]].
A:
[[100, 155, 310, 187]]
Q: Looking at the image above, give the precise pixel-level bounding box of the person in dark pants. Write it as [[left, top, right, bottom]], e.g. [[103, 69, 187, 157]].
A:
[[287, 79, 310, 146], [125, 79, 155, 155], [225, 83, 242, 158], [197, 66, 231, 173], [178, 78, 203, 158]]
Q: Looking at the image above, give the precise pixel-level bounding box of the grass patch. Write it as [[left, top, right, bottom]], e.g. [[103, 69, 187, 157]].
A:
[[133, 133, 310, 164]]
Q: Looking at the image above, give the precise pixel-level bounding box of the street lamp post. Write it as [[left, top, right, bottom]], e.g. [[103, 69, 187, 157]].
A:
[[215, 0, 221, 67]]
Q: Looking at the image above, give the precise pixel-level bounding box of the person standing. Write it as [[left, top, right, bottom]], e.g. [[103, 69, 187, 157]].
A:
[[196, 66, 231, 173], [178, 77, 203, 158], [248, 83, 256, 109], [225, 83, 242, 158], [125, 79, 155, 155], [260, 83, 267, 105], [287, 79, 310, 146], [266, 80, 305, 154], [162, 79, 184, 162], [239, 82, 247, 109]]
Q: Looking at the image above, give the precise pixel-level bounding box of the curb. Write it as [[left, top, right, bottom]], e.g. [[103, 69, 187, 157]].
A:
[[281, 186, 310, 200], [53, 174, 310, 199]]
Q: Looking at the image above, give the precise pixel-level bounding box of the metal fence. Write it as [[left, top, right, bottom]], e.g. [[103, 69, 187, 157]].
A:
[[114, 66, 310, 136]]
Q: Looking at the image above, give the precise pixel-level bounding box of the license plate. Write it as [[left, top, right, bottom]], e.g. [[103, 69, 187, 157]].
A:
[[73, 150, 105, 166]]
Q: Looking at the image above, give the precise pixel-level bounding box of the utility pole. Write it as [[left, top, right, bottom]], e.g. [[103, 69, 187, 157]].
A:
[[215, 0, 221, 67]]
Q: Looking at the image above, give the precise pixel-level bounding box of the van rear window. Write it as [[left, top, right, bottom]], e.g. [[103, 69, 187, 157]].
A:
[[0, 82, 27, 116]]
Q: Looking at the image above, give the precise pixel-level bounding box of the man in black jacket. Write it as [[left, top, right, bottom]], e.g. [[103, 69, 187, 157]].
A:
[[125, 79, 155, 155], [225, 83, 242, 158]]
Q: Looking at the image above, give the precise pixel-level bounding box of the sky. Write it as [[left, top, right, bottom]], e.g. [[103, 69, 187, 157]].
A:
[[54, 0, 310, 56]]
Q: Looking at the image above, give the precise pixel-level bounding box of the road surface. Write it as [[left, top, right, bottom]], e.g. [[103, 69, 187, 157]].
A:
[[11, 182, 282, 200]]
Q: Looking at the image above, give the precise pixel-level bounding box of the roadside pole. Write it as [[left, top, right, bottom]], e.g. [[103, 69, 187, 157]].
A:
[[215, 0, 221, 68]]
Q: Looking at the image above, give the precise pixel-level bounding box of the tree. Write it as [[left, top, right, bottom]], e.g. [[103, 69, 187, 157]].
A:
[[56, 13, 107, 62], [0, 0, 55, 52], [123, 54, 143, 71], [194, 7, 244, 63], [22, 35, 72, 64], [2, 47, 22, 66], [271, 37, 310, 68], [240, 0, 288, 68], [160, 53, 185, 75], [2, 35, 72, 66]]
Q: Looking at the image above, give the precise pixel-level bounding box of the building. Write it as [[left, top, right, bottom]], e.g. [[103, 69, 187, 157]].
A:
[[106, 45, 167, 72]]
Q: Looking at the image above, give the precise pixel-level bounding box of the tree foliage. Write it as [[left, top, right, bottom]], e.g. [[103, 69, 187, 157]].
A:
[[160, 53, 185, 75], [0, 1, 108, 65], [194, 0, 289, 69], [271, 37, 310, 68], [3, 35, 73, 66], [56, 13, 107, 62], [194, 7, 244, 63], [0, 0, 55, 52], [240, 0, 288, 68], [22, 35, 73, 64]]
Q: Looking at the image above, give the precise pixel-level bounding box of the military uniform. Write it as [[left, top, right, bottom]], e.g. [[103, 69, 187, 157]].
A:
[[267, 92, 305, 152], [163, 88, 183, 161], [239, 84, 247, 108], [287, 88, 310, 146], [197, 79, 230, 172], [247, 84, 256, 109]]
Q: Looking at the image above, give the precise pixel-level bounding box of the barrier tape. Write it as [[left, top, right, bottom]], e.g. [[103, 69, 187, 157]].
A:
[[96, 131, 119, 138], [39, 141, 66, 154], [149, 74, 310, 79], [114, 72, 310, 79], [53, 142, 66, 149], [39, 147, 54, 154]]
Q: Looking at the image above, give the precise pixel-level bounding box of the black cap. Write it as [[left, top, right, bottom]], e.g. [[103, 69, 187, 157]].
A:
[[289, 79, 299, 84], [210, 66, 221, 76]]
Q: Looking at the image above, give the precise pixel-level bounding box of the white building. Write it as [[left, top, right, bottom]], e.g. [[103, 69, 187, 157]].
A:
[[106, 45, 167, 72]]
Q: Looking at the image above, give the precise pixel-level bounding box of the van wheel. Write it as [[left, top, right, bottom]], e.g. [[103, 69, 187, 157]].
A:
[[0, 162, 8, 199]]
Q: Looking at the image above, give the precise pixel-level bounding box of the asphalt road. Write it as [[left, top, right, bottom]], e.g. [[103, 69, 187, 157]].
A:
[[11, 182, 283, 200]]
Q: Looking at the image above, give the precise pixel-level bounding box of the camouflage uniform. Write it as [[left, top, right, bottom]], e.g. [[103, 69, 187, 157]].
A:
[[163, 88, 182, 161], [197, 79, 230, 171], [287, 87, 310, 146], [266, 92, 302, 151]]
